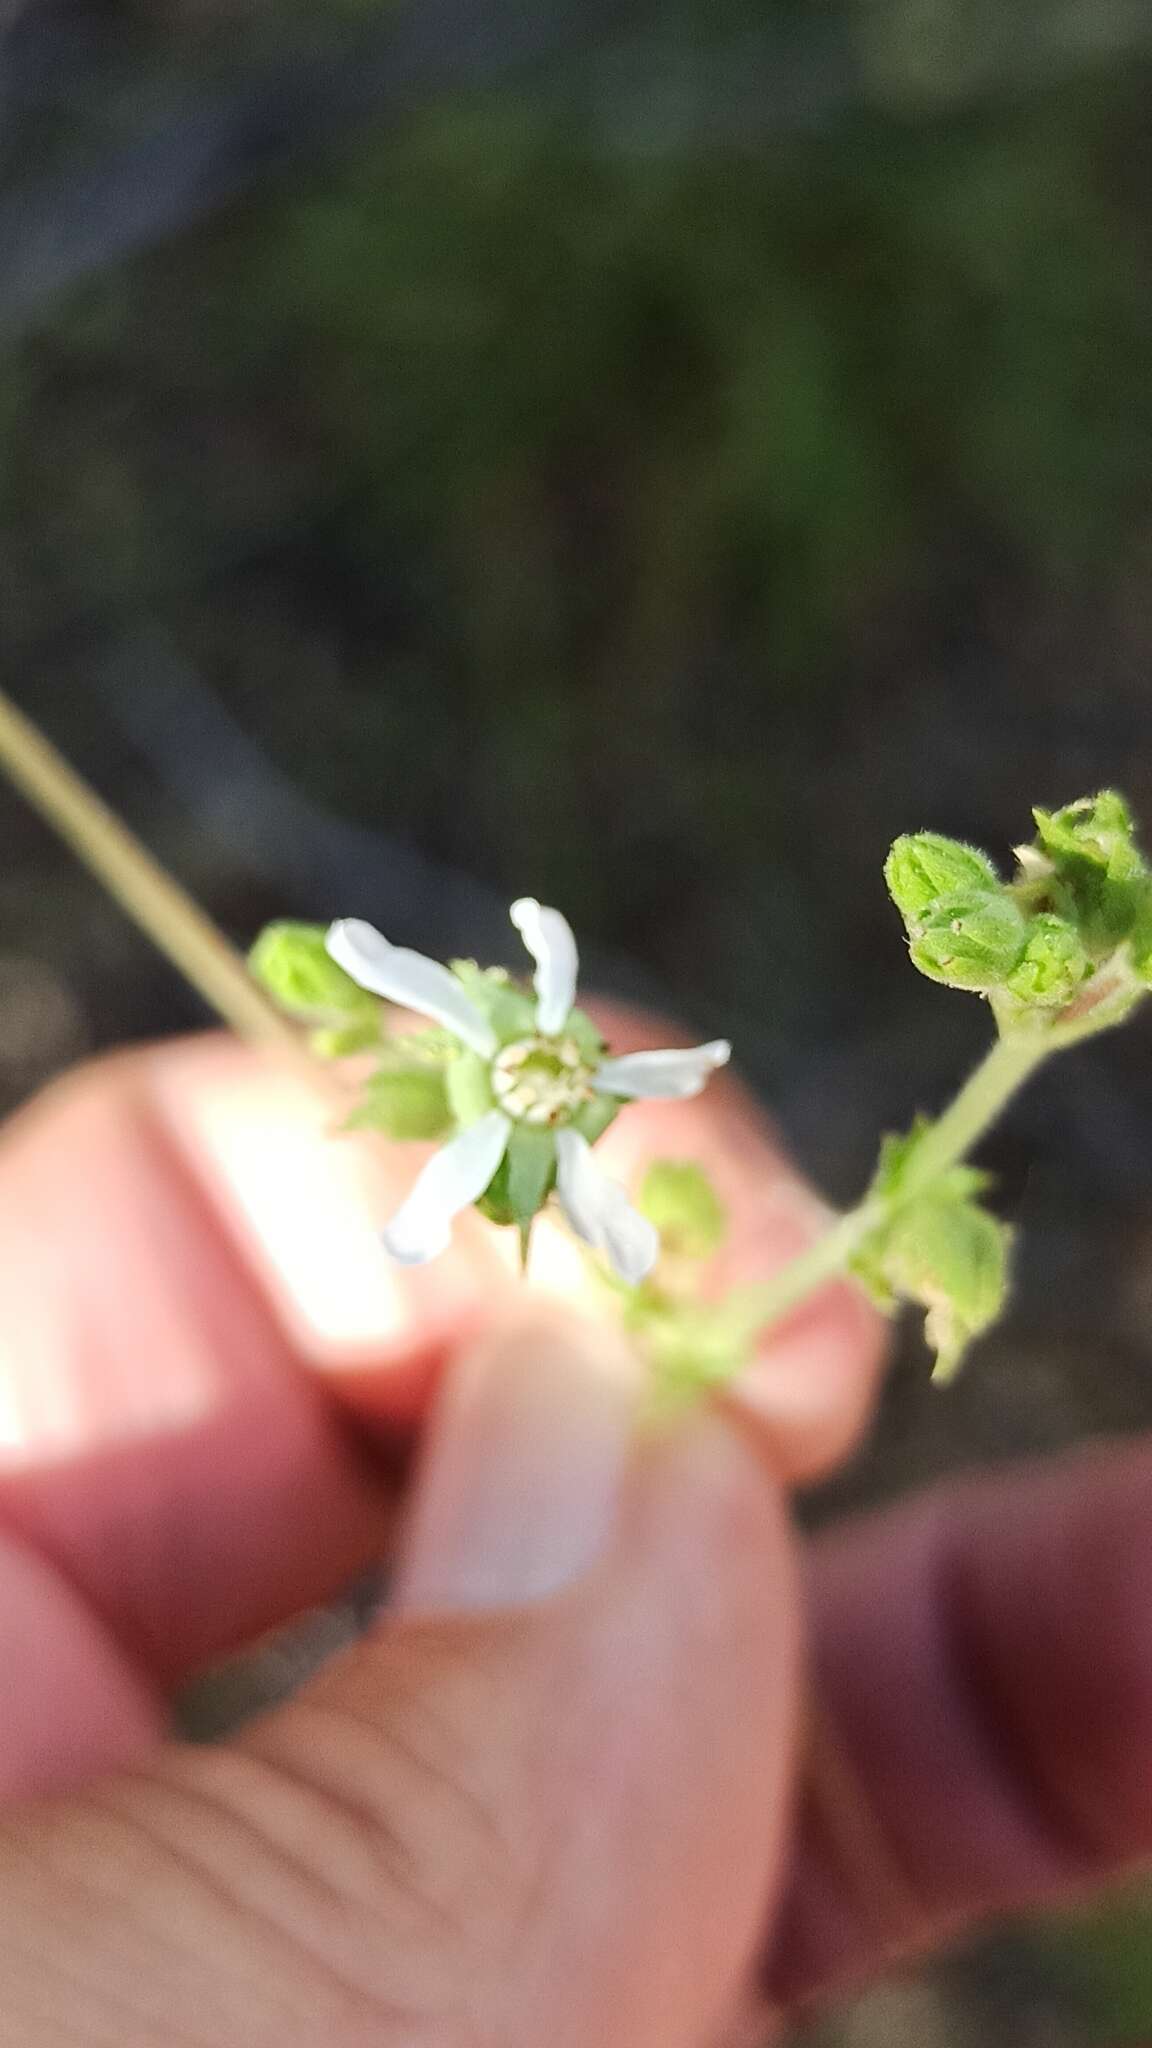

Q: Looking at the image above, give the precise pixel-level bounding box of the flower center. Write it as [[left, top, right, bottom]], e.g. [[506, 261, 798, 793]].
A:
[[490, 1035, 594, 1126]]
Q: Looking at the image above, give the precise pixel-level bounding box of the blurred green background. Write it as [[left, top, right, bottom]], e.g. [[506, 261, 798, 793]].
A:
[[2, 0, 1152, 2039]]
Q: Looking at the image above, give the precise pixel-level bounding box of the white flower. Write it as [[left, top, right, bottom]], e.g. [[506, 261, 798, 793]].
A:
[[326, 899, 731, 1282]]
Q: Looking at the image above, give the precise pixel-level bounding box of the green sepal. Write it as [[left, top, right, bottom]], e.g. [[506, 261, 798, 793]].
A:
[[249, 922, 378, 1024], [638, 1161, 727, 1261], [343, 1065, 453, 1142], [507, 1126, 557, 1223], [1002, 913, 1092, 1008], [449, 961, 537, 1046], [885, 833, 1000, 927], [474, 1126, 556, 1230], [445, 1047, 496, 1125], [907, 891, 1030, 992], [565, 1007, 607, 1062], [571, 1095, 619, 1145]]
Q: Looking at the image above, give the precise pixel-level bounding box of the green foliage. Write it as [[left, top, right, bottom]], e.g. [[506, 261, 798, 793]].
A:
[[855, 1129, 1011, 1379], [638, 1161, 728, 1260]]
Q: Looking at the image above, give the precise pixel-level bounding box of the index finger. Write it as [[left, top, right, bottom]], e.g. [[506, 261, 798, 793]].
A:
[[0, 1014, 883, 1697]]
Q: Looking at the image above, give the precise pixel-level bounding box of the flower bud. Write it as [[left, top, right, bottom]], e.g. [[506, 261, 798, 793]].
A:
[[249, 922, 377, 1022], [907, 892, 1029, 992], [1033, 791, 1143, 881], [885, 832, 1000, 927], [1003, 913, 1092, 1009]]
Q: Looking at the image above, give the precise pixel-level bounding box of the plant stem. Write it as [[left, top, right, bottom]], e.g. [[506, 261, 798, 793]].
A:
[[884, 1030, 1048, 1203], [727, 1028, 1050, 1342], [0, 687, 305, 1058]]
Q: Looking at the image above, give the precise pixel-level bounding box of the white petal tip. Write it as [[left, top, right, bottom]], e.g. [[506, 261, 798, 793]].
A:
[[381, 1235, 441, 1266], [611, 1228, 660, 1286]]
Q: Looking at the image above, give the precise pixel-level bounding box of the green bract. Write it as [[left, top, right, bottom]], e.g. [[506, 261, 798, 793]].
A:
[[884, 832, 1000, 924]]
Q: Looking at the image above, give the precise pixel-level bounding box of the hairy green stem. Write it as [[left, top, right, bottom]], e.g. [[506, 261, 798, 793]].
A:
[[728, 1029, 1049, 1342]]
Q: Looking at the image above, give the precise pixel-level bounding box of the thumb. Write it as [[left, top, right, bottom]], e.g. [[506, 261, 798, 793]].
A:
[[0, 1310, 800, 2048]]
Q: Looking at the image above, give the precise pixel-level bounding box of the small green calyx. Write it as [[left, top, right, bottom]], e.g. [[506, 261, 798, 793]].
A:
[[638, 1161, 728, 1261], [885, 833, 1000, 925], [908, 891, 1029, 992]]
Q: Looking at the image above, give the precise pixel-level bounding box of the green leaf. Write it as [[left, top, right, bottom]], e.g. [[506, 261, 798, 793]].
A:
[[638, 1161, 727, 1260], [249, 922, 378, 1023], [907, 891, 1030, 991], [344, 1065, 452, 1141], [885, 832, 1001, 927], [856, 1184, 1012, 1382]]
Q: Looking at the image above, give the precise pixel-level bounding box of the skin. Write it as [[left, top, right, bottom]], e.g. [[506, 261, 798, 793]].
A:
[[0, 1020, 1149, 2045]]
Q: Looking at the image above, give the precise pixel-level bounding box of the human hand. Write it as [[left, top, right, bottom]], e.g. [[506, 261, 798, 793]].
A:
[[0, 1030, 1147, 2046]]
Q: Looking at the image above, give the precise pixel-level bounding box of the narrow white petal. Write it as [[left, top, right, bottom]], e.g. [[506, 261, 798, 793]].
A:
[[509, 898, 579, 1036], [326, 920, 496, 1056], [382, 1112, 511, 1264], [592, 1040, 732, 1102], [554, 1129, 659, 1285]]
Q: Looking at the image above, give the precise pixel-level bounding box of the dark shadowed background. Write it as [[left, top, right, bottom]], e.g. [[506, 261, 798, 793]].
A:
[[1, 1, 1151, 2039]]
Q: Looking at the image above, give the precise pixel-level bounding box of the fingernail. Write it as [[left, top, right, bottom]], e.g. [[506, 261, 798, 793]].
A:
[[393, 1308, 641, 1613]]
